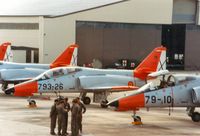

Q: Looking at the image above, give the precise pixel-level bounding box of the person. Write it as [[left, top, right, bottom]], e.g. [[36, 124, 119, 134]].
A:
[[71, 99, 80, 136], [56, 100, 65, 136], [76, 97, 86, 134], [62, 97, 70, 136], [50, 99, 58, 135]]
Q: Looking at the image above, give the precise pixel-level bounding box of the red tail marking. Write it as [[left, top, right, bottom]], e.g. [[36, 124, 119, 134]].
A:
[[50, 44, 79, 68], [118, 93, 145, 111], [0, 42, 11, 60], [133, 46, 166, 80], [14, 81, 38, 97]]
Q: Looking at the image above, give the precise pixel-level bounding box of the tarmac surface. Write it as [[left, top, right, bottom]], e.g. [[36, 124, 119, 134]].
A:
[[0, 91, 200, 136]]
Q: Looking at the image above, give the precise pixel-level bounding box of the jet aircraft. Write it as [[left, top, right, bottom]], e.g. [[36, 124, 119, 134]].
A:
[[108, 73, 200, 123], [0, 43, 78, 92], [5, 46, 166, 107]]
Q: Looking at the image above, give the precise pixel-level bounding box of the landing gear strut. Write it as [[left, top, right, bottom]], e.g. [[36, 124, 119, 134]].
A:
[[2, 82, 8, 93], [131, 110, 142, 125], [187, 107, 200, 122]]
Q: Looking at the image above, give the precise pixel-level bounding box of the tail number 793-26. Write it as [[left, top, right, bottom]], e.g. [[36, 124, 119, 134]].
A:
[[38, 83, 64, 90]]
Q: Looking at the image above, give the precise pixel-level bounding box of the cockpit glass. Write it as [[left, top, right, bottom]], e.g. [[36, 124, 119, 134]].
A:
[[52, 68, 65, 77], [176, 76, 196, 84]]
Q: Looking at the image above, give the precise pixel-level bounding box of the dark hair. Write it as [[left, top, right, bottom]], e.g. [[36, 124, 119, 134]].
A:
[[72, 99, 78, 103], [54, 99, 58, 102], [64, 97, 68, 101], [76, 97, 80, 100]]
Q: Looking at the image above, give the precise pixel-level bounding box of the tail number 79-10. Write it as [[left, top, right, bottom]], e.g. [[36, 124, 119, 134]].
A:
[[38, 83, 64, 90], [145, 95, 172, 104]]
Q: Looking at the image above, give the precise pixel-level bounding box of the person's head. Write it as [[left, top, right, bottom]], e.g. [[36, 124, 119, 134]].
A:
[[76, 97, 80, 103], [72, 98, 78, 104], [54, 99, 58, 104]]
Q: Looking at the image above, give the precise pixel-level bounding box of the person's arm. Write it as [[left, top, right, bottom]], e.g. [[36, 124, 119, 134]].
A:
[[50, 105, 55, 117], [81, 103, 86, 113]]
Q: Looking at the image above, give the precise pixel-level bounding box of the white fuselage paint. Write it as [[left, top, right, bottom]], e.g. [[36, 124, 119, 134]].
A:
[[36, 66, 146, 93], [144, 75, 200, 107]]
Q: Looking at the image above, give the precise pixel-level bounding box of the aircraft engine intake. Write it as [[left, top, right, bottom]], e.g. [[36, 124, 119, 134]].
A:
[[192, 87, 200, 104]]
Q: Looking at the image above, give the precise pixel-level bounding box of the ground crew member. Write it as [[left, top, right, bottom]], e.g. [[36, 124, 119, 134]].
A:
[[62, 97, 70, 136], [50, 99, 58, 135], [76, 97, 86, 134], [56, 100, 65, 136], [71, 98, 80, 136]]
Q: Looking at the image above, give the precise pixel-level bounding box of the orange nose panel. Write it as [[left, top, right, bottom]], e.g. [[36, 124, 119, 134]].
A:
[[118, 93, 145, 111], [14, 82, 38, 97]]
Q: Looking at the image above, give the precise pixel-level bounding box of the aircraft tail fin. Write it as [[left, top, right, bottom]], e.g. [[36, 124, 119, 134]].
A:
[[50, 44, 79, 68], [134, 46, 166, 80], [0, 42, 13, 62]]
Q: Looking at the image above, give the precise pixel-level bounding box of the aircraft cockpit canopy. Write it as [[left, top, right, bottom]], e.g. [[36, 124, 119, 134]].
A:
[[173, 75, 196, 84]]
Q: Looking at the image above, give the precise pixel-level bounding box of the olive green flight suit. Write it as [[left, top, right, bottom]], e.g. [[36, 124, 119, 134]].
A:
[[71, 103, 80, 136], [61, 103, 70, 135], [78, 102, 86, 133], [50, 103, 57, 134]]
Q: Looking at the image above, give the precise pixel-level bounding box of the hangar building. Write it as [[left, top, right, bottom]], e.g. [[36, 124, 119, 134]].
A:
[[0, 0, 200, 70]]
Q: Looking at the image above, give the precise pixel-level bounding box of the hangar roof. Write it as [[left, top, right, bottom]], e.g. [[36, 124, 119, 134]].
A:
[[0, 0, 125, 17]]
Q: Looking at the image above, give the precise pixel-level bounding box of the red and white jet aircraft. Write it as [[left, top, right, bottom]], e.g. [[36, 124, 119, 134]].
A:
[[0, 43, 78, 92], [5, 46, 167, 107]]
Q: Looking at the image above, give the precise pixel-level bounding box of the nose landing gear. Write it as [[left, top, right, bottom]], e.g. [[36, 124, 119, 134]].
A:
[[27, 97, 37, 108], [132, 110, 143, 125]]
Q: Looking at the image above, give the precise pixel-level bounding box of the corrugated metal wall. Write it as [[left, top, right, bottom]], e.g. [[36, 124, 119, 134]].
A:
[[76, 21, 161, 67]]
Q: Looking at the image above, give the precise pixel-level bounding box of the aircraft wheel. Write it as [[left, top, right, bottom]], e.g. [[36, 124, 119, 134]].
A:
[[82, 97, 91, 105], [29, 100, 36, 106], [100, 100, 108, 108], [191, 112, 200, 122], [4, 91, 12, 95], [134, 116, 141, 122]]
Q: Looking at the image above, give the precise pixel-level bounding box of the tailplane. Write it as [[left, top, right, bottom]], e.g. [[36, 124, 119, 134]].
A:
[[134, 46, 166, 80], [50, 44, 79, 68], [0, 42, 13, 62]]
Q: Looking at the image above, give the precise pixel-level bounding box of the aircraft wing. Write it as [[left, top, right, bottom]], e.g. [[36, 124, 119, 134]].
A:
[[78, 75, 139, 92], [0, 68, 46, 83], [82, 86, 139, 92]]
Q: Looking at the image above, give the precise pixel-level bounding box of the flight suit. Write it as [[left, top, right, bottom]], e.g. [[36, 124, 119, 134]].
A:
[[50, 103, 57, 135], [56, 103, 64, 135], [78, 102, 86, 133], [71, 103, 80, 136], [61, 102, 70, 136]]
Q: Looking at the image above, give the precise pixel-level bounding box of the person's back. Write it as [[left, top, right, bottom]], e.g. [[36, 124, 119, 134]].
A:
[[77, 97, 86, 134], [62, 97, 70, 135], [71, 99, 80, 136], [56, 100, 64, 135]]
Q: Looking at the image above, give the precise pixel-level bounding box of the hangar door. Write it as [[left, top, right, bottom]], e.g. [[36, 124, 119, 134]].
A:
[[76, 21, 161, 68], [0, 23, 40, 63]]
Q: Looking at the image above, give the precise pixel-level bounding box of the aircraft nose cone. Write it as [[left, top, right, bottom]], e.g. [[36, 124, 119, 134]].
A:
[[5, 87, 15, 95], [108, 100, 119, 108]]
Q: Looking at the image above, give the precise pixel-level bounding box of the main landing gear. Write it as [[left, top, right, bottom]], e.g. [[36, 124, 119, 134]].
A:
[[187, 107, 200, 122], [131, 110, 143, 125], [80, 91, 109, 108]]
